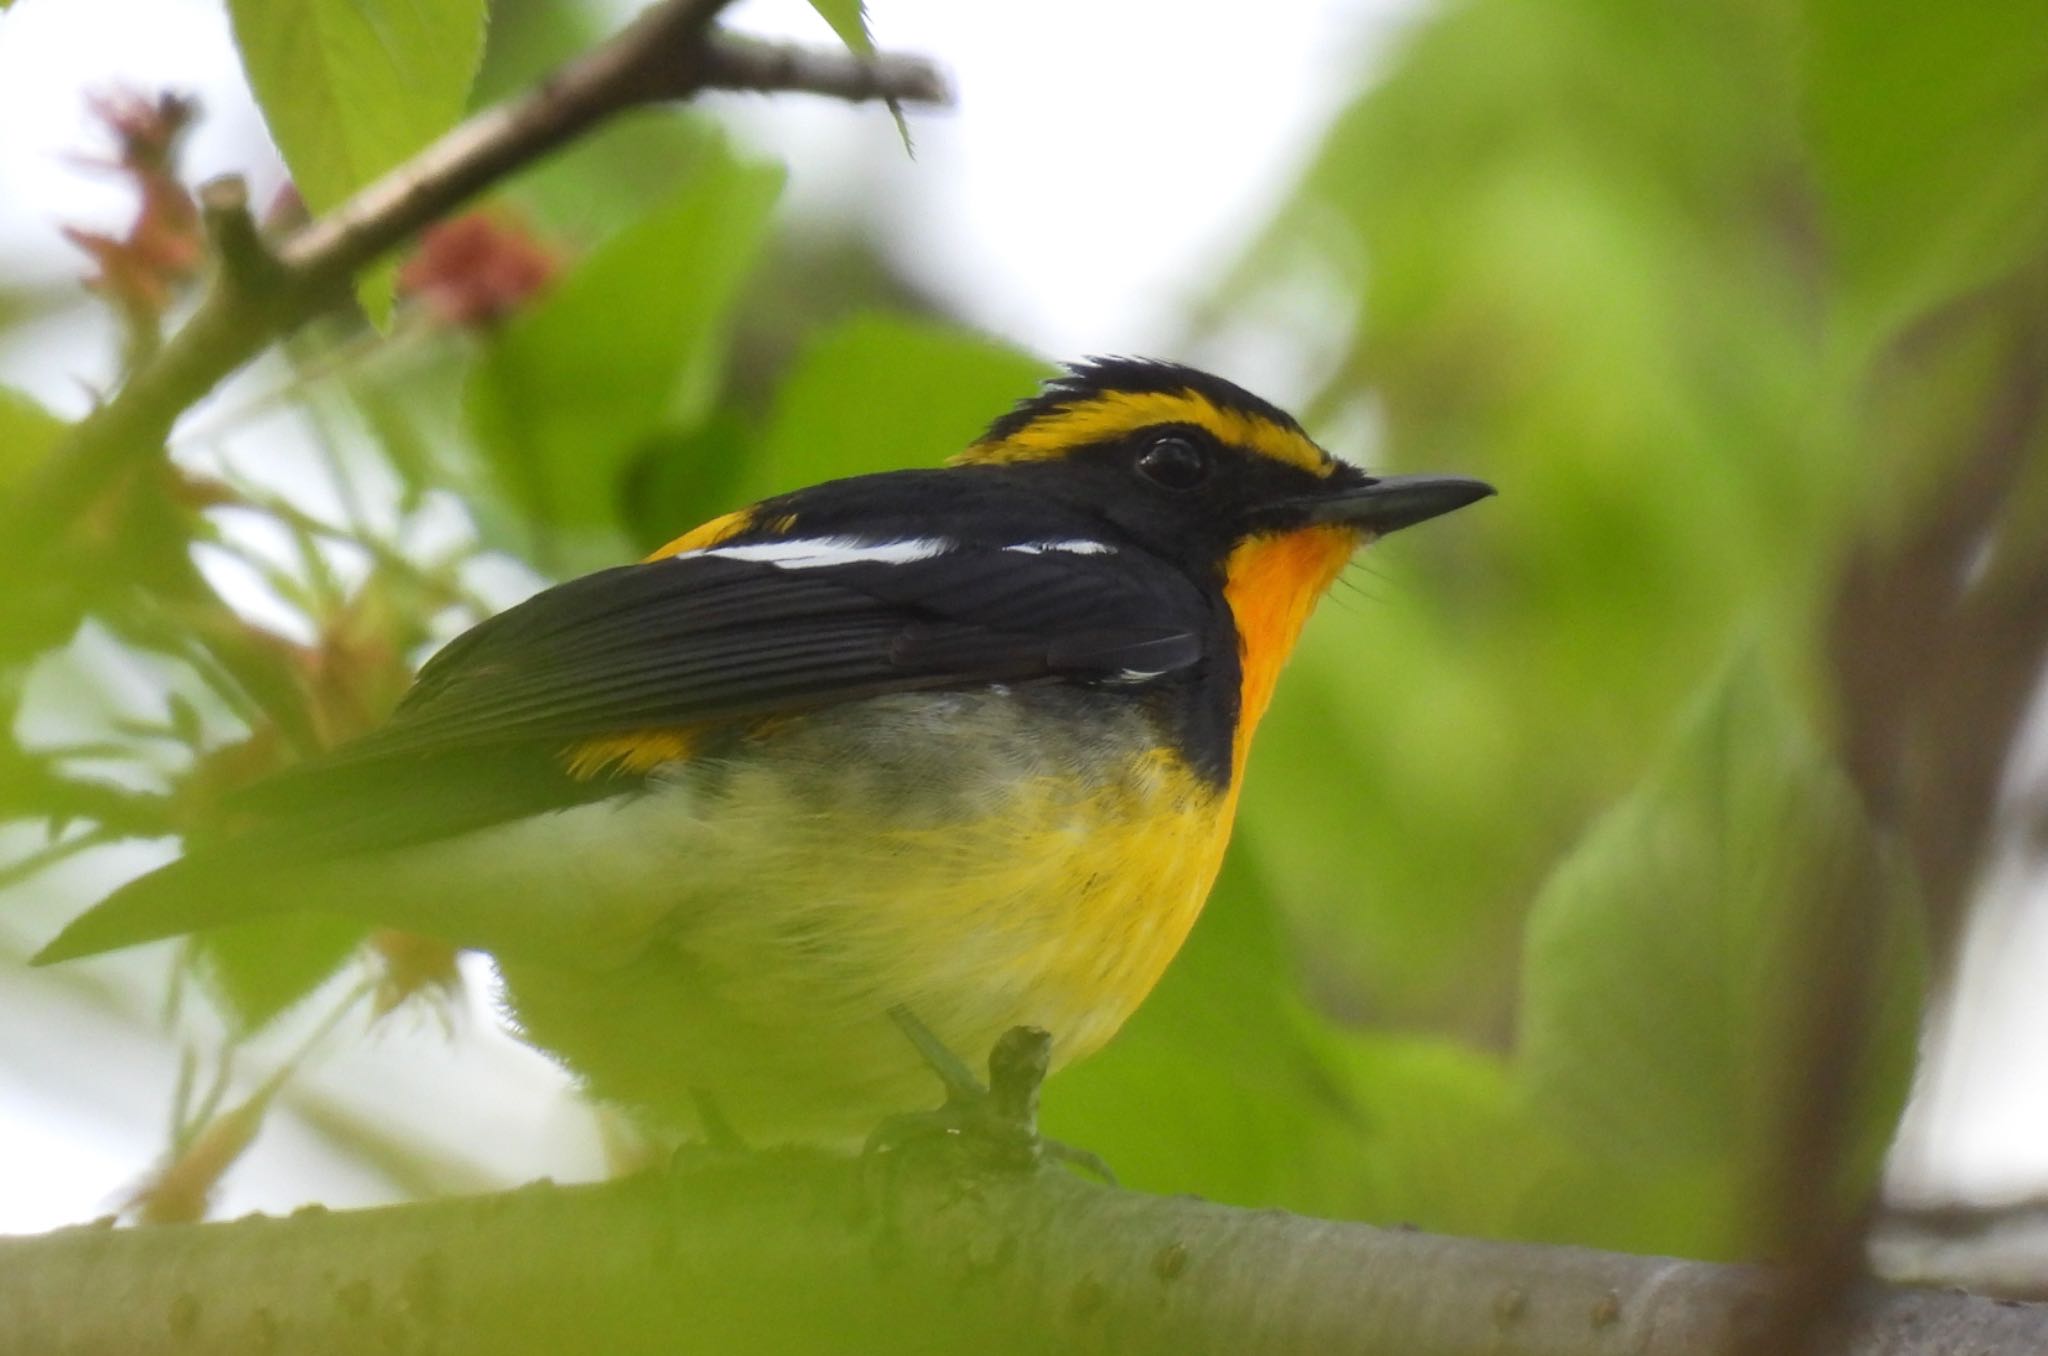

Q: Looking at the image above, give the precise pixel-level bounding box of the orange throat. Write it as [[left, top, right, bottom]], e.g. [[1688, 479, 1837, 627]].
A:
[[1221, 525, 1360, 779]]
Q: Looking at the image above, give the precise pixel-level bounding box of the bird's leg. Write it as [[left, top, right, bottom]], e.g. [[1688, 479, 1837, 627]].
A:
[[865, 1006, 1115, 1184], [984, 1025, 1117, 1184]]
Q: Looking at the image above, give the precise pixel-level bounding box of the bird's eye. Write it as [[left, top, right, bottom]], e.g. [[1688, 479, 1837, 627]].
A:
[[1136, 436, 1209, 491]]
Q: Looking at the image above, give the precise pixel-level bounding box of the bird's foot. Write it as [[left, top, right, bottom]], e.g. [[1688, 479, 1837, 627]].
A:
[[864, 1007, 1115, 1185]]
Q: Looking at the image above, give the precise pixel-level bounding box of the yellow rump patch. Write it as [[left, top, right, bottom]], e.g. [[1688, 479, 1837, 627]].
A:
[[645, 508, 754, 562], [957, 389, 1334, 477], [645, 509, 800, 562], [563, 729, 701, 780]]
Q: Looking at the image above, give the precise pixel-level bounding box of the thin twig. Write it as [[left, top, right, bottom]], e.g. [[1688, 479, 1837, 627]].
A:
[[195, 175, 280, 299], [700, 34, 951, 103]]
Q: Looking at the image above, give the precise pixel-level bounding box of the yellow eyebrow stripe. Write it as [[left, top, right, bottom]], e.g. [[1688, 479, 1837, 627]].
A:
[[956, 389, 1335, 477]]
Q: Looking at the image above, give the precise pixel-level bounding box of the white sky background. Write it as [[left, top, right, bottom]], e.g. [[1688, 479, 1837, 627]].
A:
[[0, 0, 2045, 1235]]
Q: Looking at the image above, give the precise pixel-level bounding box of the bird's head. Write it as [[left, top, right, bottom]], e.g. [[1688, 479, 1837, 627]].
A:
[[956, 358, 1493, 749], [954, 357, 1493, 581]]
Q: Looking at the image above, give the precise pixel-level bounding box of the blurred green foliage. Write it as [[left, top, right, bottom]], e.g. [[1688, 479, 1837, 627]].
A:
[[6, 0, 2047, 1265], [622, 312, 1045, 554], [0, 386, 64, 492], [1807, 0, 2048, 340], [467, 134, 784, 548], [227, 0, 488, 321], [1516, 659, 1922, 1255]]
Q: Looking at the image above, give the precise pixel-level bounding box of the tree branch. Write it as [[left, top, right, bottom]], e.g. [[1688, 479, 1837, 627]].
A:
[[2, 0, 949, 571], [699, 34, 951, 103], [2, 1155, 2042, 1355]]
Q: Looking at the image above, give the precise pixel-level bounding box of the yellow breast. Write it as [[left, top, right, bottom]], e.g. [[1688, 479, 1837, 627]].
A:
[[886, 745, 1232, 1066], [498, 690, 1233, 1139]]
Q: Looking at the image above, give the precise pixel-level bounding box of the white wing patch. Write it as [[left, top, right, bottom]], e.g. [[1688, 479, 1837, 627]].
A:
[[1001, 539, 1116, 556], [665, 535, 1111, 570], [668, 535, 956, 570]]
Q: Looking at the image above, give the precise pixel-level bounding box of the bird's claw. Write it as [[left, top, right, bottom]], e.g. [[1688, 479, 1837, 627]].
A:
[[864, 1012, 1116, 1185]]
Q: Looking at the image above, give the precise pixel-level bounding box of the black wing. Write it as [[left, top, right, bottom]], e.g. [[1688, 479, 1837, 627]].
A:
[[348, 546, 1200, 758], [237, 543, 1210, 847], [30, 539, 1216, 965]]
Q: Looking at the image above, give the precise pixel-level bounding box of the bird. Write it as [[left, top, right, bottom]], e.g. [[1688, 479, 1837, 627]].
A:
[[34, 358, 1492, 1148]]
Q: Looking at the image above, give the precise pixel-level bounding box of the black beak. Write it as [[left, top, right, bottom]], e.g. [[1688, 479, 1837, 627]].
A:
[[1302, 473, 1495, 535]]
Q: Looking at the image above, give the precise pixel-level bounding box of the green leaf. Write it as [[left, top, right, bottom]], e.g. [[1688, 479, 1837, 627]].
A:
[[0, 386, 66, 492], [465, 144, 783, 543], [733, 313, 1044, 504], [226, 0, 488, 324], [1517, 656, 1923, 1257], [805, 0, 875, 56], [1805, 0, 2048, 343], [802, 2, 913, 151]]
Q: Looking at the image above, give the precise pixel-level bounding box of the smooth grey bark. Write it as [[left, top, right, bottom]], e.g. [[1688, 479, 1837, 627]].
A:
[[3, 1152, 2044, 1355]]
